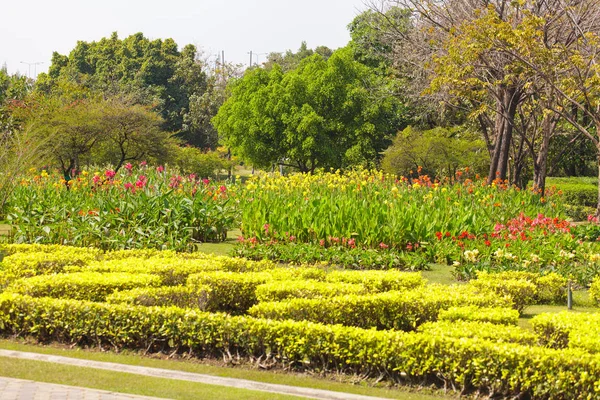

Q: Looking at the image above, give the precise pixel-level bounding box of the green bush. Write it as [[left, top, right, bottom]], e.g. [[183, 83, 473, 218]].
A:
[[469, 273, 538, 313], [554, 182, 597, 208], [417, 320, 537, 345], [248, 285, 511, 331], [471, 271, 567, 305], [7, 272, 162, 302], [532, 312, 600, 354], [589, 276, 600, 306], [255, 281, 367, 302], [0, 293, 598, 399], [437, 306, 519, 326], [106, 286, 210, 309], [324, 270, 425, 292]]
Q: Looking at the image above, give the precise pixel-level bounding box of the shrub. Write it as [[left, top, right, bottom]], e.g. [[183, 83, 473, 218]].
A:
[[6, 272, 162, 302], [437, 306, 519, 326], [0, 293, 598, 399], [417, 320, 537, 345], [469, 273, 538, 313], [325, 270, 425, 292], [107, 286, 210, 310], [589, 276, 600, 306], [532, 312, 600, 354], [248, 285, 511, 331], [255, 281, 367, 302]]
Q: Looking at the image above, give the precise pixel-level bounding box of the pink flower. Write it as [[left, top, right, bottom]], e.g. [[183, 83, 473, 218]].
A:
[[135, 175, 147, 188], [105, 170, 116, 179], [92, 175, 102, 185], [156, 165, 165, 173], [219, 185, 227, 193], [379, 242, 389, 249], [124, 163, 133, 173], [348, 238, 356, 249], [319, 239, 325, 247], [124, 182, 134, 191], [202, 178, 210, 185], [139, 161, 147, 168]]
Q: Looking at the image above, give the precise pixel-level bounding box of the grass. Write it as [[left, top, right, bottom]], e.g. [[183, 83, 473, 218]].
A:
[[0, 339, 450, 400], [518, 303, 599, 329], [0, 356, 301, 400]]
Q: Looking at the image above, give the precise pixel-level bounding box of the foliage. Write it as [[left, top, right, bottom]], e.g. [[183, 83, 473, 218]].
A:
[[36, 33, 208, 136], [172, 146, 231, 179], [237, 170, 563, 249], [255, 281, 367, 302], [417, 320, 537, 345], [213, 48, 406, 172], [1, 293, 599, 398], [6, 165, 238, 250], [106, 286, 210, 309], [6, 272, 161, 302], [248, 284, 511, 331], [437, 306, 519, 325], [590, 277, 600, 306], [532, 312, 600, 354], [381, 126, 488, 180]]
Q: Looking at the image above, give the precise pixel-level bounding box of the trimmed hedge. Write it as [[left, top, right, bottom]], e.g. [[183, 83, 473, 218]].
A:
[[532, 312, 600, 354], [248, 285, 512, 331], [469, 272, 567, 312], [106, 286, 210, 309], [437, 306, 519, 326], [324, 270, 425, 292], [6, 272, 162, 302], [255, 281, 367, 302], [0, 293, 598, 399], [186, 268, 329, 314], [590, 276, 600, 306], [417, 320, 537, 345]]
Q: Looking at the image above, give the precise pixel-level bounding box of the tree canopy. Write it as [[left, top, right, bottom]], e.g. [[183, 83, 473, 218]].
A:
[[213, 47, 408, 172]]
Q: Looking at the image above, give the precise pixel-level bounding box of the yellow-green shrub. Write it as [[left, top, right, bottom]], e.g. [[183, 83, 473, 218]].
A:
[[0, 293, 598, 399], [469, 274, 537, 313], [590, 277, 600, 306], [255, 281, 366, 302], [532, 312, 600, 354], [1, 250, 100, 277], [417, 320, 537, 345], [325, 270, 425, 292], [437, 306, 519, 325], [471, 271, 566, 305], [6, 272, 162, 302], [248, 284, 511, 331], [106, 286, 210, 309]]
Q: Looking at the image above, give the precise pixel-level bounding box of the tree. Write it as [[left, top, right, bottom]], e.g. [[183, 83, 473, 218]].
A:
[[35, 33, 208, 139], [92, 99, 176, 171], [213, 47, 407, 172], [263, 42, 333, 72], [381, 126, 489, 179]]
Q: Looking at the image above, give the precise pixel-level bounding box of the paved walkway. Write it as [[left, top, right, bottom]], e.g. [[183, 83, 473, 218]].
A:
[[0, 376, 169, 400], [0, 350, 390, 400]]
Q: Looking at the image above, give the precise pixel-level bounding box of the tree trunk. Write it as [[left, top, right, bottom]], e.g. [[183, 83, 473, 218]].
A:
[[533, 115, 556, 196], [497, 87, 519, 181], [487, 99, 505, 184]]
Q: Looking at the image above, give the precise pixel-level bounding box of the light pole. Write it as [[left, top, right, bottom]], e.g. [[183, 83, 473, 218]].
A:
[[20, 61, 44, 79]]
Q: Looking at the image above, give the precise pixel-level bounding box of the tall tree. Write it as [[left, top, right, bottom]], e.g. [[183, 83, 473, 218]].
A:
[[214, 47, 407, 172]]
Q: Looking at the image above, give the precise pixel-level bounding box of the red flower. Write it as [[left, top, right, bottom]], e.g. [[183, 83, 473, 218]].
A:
[[379, 242, 389, 249], [156, 165, 165, 173], [435, 232, 443, 240], [105, 170, 116, 179]]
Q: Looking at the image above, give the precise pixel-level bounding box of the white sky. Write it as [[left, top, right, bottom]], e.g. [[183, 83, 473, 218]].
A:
[[1, 0, 367, 77]]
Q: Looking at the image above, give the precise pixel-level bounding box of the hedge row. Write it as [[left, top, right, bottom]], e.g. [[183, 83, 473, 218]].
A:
[[469, 272, 567, 312], [255, 281, 368, 302], [324, 270, 425, 291], [6, 272, 162, 302], [417, 320, 537, 345], [590, 277, 600, 306], [248, 285, 512, 331], [532, 312, 600, 354], [0, 293, 597, 399], [437, 306, 519, 326], [106, 286, 210, 309]]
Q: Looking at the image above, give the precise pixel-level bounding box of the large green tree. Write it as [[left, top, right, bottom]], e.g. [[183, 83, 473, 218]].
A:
[[213, 47, 407, 172], [35, 33, 208, 136]]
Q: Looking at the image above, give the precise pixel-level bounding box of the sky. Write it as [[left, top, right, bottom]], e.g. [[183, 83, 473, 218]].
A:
[[1, 0, 367, 77]]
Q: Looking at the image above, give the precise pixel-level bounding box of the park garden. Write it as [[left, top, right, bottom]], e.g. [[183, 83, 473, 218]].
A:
[[2, 0, 600, 398]]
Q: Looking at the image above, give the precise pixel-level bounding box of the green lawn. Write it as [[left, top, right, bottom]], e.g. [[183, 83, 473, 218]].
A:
[[0, 339, 450, 400]]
